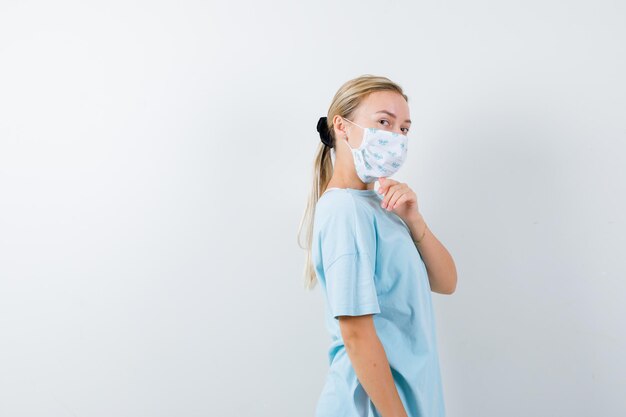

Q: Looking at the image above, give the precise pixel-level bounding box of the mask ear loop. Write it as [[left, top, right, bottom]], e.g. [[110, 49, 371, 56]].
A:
[[343, 117, 370, 151], [342, 117, 364, 150], [343, 117, 365, 131]]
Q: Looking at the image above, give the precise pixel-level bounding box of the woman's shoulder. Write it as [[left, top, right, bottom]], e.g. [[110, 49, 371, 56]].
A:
[[314, 188, 380, 231], [315, 189, 356, 221]]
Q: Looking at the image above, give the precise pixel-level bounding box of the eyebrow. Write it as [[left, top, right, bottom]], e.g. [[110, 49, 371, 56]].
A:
[[375, 110, 411, 124]]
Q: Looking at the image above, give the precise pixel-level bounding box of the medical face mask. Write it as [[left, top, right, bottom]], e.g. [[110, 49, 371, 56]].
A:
[[341, 118, 409, 184]]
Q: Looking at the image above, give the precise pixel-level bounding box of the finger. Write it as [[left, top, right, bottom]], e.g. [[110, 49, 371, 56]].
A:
[[379, 177, 397, 195], [391, 194, 409, 210], [386, 189, 405, 211], [382, 184, 400, 208], [384, 183, 409, 209], [377, 177, 387, 194]]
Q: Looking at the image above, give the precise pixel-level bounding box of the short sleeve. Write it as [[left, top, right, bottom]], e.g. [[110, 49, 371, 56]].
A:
[[317, 192, 380, 320], [325, 252, 380, 319]]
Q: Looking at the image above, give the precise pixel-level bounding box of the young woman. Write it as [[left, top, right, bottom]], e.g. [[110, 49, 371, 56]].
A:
[[298, 75, 457, 417]]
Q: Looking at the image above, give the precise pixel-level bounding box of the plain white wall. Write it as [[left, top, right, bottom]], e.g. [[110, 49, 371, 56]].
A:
[[1, 0, 624, 416]]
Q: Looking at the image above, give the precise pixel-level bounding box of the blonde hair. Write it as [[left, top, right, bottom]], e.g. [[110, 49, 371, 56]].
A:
[[297, 74, 409, 290]]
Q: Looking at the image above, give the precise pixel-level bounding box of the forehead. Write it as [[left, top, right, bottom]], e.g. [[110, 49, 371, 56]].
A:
[[357, 90, 410, 119]]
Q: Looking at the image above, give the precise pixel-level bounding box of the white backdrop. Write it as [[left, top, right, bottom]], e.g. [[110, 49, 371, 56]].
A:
[[1, 1, 625, 416]]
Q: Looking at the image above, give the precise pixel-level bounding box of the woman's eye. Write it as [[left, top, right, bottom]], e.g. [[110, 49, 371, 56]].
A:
[[401, 127, 410, 134], [379, 119, 390, 126]]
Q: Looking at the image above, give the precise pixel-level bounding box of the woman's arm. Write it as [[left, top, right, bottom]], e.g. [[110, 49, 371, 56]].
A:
[[338, 315, 409, 417], [375, 177, 457, 295], [406, 214, 457, 295]]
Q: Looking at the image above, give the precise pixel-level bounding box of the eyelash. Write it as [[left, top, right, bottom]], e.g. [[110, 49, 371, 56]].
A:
[[379, 119, 410, 134]]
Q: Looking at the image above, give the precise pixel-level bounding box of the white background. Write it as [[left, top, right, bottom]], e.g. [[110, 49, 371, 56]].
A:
[[1, 1, 624, 416]]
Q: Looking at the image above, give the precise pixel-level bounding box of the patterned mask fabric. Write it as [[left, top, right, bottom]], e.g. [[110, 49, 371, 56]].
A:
[[341, 118, 409, 183]]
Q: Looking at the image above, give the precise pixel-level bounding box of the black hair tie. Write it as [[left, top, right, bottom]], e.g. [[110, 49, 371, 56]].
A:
[[317, 116, 334, 148]]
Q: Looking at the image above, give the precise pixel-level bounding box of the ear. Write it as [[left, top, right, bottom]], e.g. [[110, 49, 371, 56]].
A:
[[332, 115, 348, 139]]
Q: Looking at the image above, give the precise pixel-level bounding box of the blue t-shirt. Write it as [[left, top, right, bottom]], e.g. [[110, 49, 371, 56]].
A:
[[312, 187, 446, 417]]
